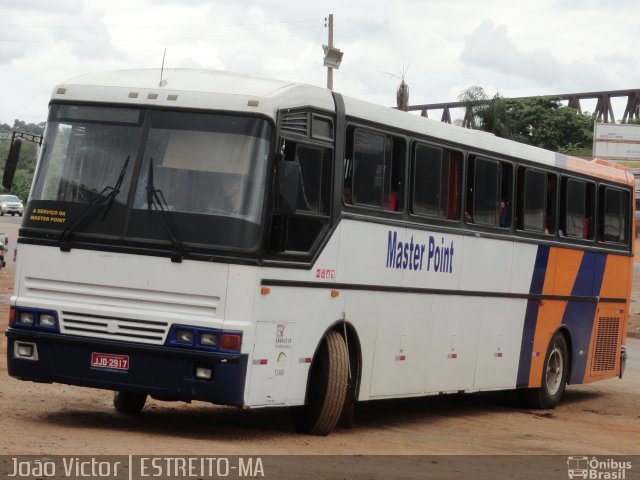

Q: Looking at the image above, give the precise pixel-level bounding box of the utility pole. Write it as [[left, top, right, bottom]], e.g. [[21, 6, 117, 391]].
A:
[[326, 14, 334, 90], [323, 14, 343, 91]]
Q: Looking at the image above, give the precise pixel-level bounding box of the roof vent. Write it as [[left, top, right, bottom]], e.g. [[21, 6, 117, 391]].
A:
[[280, 111, 309, 137]]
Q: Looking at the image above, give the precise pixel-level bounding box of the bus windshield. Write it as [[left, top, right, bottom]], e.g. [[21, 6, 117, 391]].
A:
[[28, 104, 272, 253]]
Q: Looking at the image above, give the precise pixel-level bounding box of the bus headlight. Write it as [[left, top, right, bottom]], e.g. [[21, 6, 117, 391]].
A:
[[200, 332, 218, 347], [176, 329, 194, 344], [166, 325, 242, 353], [39, 313, 56, 328], [10, 307, 59, 332], [18, 312, 34, 326]]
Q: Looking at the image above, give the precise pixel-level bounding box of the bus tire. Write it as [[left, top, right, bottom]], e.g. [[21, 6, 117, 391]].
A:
[[522, 332, 568, 409], [113, 391, 147, 415], [290, 330, 349, 436]]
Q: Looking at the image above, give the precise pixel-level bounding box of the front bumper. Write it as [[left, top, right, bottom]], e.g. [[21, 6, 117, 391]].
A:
[[1, 207, 23, 214], [6, 328, 247, 406]]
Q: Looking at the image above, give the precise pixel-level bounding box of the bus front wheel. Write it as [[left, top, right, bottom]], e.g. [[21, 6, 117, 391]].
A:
[[522, 332, 568, 409], [113, 391, 147, 415], [290, 330, 349, 436]]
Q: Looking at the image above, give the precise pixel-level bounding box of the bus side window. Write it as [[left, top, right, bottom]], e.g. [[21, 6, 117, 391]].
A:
[[561, 178, 595, 240], [276, 141, 332, 253], [348, 127, 403, 212], [294, 144, 331, 214], [598, 186, 630, 244], [516, 167, 550, 233], [412, 144, 461, 220], [467, 157, 512, 227]]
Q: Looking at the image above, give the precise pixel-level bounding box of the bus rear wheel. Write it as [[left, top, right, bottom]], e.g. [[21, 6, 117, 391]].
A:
[[290, 330, 349, 436], [522, 332, 568, 409], [113, 391, 147, 415]]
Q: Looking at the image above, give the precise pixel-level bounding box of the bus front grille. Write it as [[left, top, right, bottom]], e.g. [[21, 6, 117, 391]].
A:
[[61, 311, 169, 344]]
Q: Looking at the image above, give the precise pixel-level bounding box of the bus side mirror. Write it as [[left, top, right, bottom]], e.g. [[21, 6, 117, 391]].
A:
[[277, 162, 300, 215], [3, 138, 22, 190]]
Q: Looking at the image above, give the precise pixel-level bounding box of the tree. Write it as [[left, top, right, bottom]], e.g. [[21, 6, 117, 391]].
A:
[[459, 86, 594, 155], [0, 120, 44, 201]]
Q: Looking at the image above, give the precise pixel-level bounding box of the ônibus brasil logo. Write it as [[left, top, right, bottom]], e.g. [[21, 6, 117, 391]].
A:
[[567, 456, 632, 479]]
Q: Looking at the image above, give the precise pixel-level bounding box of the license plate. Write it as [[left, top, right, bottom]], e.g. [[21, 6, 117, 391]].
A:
[[91, 352, 129, 371]]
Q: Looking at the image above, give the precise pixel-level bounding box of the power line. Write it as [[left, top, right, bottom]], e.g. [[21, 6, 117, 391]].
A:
[[0, 18, 320, 29], [0, 22, 324, 44]]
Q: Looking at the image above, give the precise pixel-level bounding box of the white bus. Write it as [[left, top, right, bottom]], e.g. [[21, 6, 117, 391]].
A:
[[6, 69, 632, 435]]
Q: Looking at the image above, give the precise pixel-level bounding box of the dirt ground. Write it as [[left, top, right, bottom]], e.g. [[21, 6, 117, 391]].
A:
[[0, 216, 638, 462]]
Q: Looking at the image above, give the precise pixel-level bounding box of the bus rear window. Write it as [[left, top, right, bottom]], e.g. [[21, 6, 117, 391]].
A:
[[599, 186, 630, 244]]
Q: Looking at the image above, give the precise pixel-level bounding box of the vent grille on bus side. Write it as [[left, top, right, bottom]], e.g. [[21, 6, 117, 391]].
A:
[[591, 316, 620, 373], [280, 112, 309, 136], [62, 311, 168, 343]]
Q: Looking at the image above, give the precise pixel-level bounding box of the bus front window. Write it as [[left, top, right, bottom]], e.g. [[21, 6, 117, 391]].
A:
[[30, 105, 143, 236], [27, 105, 272, 254], [127, 111, 271, 251]]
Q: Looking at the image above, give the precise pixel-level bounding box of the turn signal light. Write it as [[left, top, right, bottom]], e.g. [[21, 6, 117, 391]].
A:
[[221, 334, 241, 352]]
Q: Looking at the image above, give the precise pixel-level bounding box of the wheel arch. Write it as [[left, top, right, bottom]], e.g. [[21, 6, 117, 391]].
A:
[[556, 325, 574, 384], [307, 321, 362, 401]]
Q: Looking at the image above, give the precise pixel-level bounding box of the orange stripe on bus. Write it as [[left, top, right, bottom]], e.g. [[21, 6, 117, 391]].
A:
[[564, 156, 634, 186], [528, 248, 583, 388]]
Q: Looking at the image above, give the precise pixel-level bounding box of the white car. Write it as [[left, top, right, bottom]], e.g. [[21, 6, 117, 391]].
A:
[[0, 194, 24, 216]]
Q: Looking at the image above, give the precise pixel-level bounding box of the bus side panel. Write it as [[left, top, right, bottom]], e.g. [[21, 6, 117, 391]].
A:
[[338, 221, 406, 401], [473, 298, 527, 391], [459, 236, 513, 294], [522, 247, 630, 387], [561, 251, 606, 384], [369, 293, 432, 397], [248, 286, 346, 407], [426, 295, 481, 393], [583, 254, 631, 383], [525, 247, 582, 388]]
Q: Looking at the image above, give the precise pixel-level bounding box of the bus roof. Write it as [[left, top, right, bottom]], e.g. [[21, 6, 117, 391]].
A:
[[53, 68, 336, 116], [53, 68, 633, 187]]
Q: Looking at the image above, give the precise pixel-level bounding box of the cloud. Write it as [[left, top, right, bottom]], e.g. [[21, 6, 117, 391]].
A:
[[459, 20, 608, 93], [6, 0, 83, 13], [555, 0, 637, 9]]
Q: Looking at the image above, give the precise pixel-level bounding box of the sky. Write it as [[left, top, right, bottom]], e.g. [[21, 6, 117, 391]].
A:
[[1, 0, 639, 125]]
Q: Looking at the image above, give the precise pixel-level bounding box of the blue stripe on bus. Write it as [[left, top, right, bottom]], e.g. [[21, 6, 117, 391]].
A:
[[516, 245, 550, 388], [563, 251, 607, 384]]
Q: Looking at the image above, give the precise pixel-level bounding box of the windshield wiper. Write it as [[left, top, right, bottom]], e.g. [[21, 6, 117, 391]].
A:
[[59, 155, 130, 251], [102, 154, 130, 221], [145, 157, 187, 263]]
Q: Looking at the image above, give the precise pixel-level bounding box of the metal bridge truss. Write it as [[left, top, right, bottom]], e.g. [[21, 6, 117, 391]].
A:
[[407, 89, 640, 126]]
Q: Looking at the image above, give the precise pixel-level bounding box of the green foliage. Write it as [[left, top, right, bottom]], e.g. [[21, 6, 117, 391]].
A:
[[459, 86, 594, 154], [0, 120, 44, 202]]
